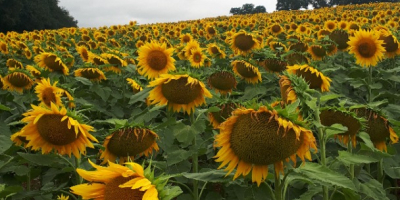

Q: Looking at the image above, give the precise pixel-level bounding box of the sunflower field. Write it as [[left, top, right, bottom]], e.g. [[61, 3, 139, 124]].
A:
[[1, 2, 400, 200]]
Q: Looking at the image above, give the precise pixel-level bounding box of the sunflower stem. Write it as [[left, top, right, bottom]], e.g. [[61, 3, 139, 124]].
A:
[[75, 156, 83, 185], [274, 171, 282, 200], [348, 140, 355, 180], [377, 159, 384, 183], [367, 67, 373, 103], [190, 112, 199, 200], [314, 98, 329, 200]]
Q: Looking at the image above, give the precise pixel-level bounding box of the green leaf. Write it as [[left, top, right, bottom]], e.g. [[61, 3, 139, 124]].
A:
[[92, 84, 111, 101], [166, 149, 191, 165], [383, 156, 400, 179], [129, 87, 150, 104], [0, 135, 12, 154], [295, 186, 322, 200], [320, 94, 342, 102], [239, 85, 267, 101], [325, 124, 348, 140], [17, 153, 67, 166], [182, 169, 233, 183], [337, 151, 379, 165], [160, 185, 183, 200], [75, 77, 93, 86], [13, 165, 29, 176], [305, 98, 317, 111], [354, 179, 389, 200], [293, 163, 356, 191], [0, 185, 23, 198], [286, 99, 300, 114], [358, 132, 375, 150], [0, 104, 11, 111]]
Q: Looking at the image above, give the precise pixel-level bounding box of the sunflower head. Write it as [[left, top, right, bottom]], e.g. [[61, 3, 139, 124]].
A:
[[262, 58, 287, 74], [208, 102, 240, 129], [71, 160, 182, 200], [137, 40, 176, 79], [6, 58, 24, 69], [207, 71, 237, 95], [284, 52, 310, 65], [378, 30, 400, 58], [308, 45, 327, 61], [214, 106, 317, 186], [74, 67, 107, 82], [231, 60, 262, 84], [3, 70, 34, 93], [126, 78, 142, 94], [347, 29, 386, 67], [100, 126, 159, 164], [188, 48, 207, 68], [148, 74, 212, 114], [19, 103, 98, 158], [35, 78, 63, 107], [34, 52, 69, 75], [287, 64, 331, 92], [229, 30, 260, 55]]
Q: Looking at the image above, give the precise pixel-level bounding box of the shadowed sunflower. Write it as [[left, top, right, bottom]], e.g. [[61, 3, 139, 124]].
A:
[[34, 53, 69, 75], [18, 103, 98, 158], [229, 30, 260, 55], [354, 108, 398, 152], [308, 45, 327, 61], [207, 71, 237, 95], [89, 53, 108, 66], [284, 52, 310, 65], [347, 29, 385, 67], [279, 75, 297, 104], [148, 74, 212, 114], [0, 76, 4, 90], [207, 43, 226, 59], [378, 30, 400, 58], [126, 78, 142, 94], [214, 106, 317, 186], [26, 65, 41, 79], [71, 160, 159, 200], [6, 58, 24, 69], [0, 41, 8, 54], [76, 46, 91, 62], [287, 64, 331, 92], [100, 127, 159, 164], [329, 30, 350, 50], [137, 41, 176, 79], [3, 71, 34, 93], [101, 53, 127, 74], [208, 102, 239, 129], [262, 58, 287, 74], [232, 60, 262, 84], [74, 68, 107, 82], [320, 109, 362, 147], [35, 78, 63, 107]]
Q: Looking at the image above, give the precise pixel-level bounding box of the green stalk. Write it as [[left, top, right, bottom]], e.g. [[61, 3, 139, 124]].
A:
[[274, 170, 282, 200], [190, 112, 199, 200], [368, 67, 373, 103], [314, 99, 329, 200], [75, 156, 83, 184], [348, 140, 355, 180], [377, 159, 384, 183]]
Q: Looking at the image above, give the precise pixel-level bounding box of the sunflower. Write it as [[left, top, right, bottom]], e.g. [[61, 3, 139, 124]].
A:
[[320, 109, 362, 147], [262, 58, 287, 74], [207, 71, 237, 95], [71, 160, 159, 200], [324, 20, 337, 32], [148, 74, 212, 114], [57, 194, 69, 200], [35, 78, 63, 107], [231, 60, 262, 84], [229, 30, 260, 55], [207, 43, 226, 59], [18, 103, 98, 158], [76, 46, 91, 62], [208, 102, 239, 129], [329, 29, 350, 50], [183, 40, 201, 58], [279, 75, 297, 104], [269, 23, 284, 35], [34, 53, 69, 75], [0, 41, 8, 54], [137, 41, 176, 79], [126, 78, 143, 94], [188, 49, 207, 68], [74, 68, 107, 82], [347, 29, 385, 67], [3, 71, 34, 93], [89, 53, 108, 66], [378, 31, 400, 58], [284, 52, 310, 65], [354, 108, 398, 152], [11, 130, 29, 148], [100, 127, 159, 164], [289, 42, 308, 52], [0, 76, 4, 90], [308, 45, 327, 61], [214, 106, 317, 186], [101, 53, 128, 73], [6, 58, 24, 69], [179, 33, 193, 44], [287, 64, 331, 92]]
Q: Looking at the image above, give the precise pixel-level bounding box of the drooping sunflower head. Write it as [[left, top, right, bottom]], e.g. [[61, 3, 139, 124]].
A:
[[126, 78, 142, 94], [19, 103, 98, 158], [279, 75, 298, 105], [347, 29, 386, 67], [329, 29, 350, 50], [76, 45, 91, 62], [100, 126, 159, 164], [289, 42, 309, 52], [34, 52, 69, 75], [74, 68, 107, 82], [262, 58, 287, 74], [287, 64, 331, 92], [320, 108, 364, 147], [229, 30, 260, 55], [35, 78, 63, 107], [207, 43, 226, 59], [284, 52, 310, 66], [231, 60, 262, 84], [207, 70, 237, 95], [101, 53, 127, 74], [353, 107, 398, 152], [3, 70, 34, 93], [308, 45, 327, 61], [378, 30, 400, 58], [137, 40, 176, 79], [214, 106, 317, 186], [208, 102, 240, 129], [148, 74, 212, 114], [6, 58, 24, 69], [0, 40, 8, 54], [88, 53, 109, 66]]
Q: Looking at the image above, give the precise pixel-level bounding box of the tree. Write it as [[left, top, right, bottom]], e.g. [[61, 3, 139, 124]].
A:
[[276, 0, 309, 10], [229, 3, 267, 15], [0, 0, 77, 33]]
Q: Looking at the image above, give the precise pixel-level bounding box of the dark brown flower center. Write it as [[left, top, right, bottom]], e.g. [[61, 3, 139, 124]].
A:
[[357, 40, 377, 58], [41, 87, 57, 107], [161, 77, 202, 104], [230, 112, 303, 165], [329, 30, 349, 50], [320, 110, 361, 136], [36, 114, 79, 145], [354, 108, 390, 143], [210, 103, 237, 124], [311, 46, 327, 58], [296, 68, 323, 90], [44, 55, 65, 71], [81, 69, 101, 79], [271, 25, 282, 33], [104, 176, 144, 200], [7, 73, 31, 87], [210, 47, 220, 54], [263, 58, 287, 73], [380, 35, 398, 53], [107, 128, 156, 157], [208, 71, 236, 91], [147, 50, 167, 70], [234, 33, 255, 51]]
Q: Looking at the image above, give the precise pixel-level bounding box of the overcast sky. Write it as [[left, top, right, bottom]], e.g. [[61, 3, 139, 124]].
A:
[[58, 0, 277, 28]]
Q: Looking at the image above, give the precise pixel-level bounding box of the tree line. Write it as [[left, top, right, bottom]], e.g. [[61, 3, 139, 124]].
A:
[[0, 0, 77, 33]]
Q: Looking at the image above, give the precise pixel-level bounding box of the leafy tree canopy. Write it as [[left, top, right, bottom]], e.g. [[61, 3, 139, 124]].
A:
[[230, 3, 267, 15]]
